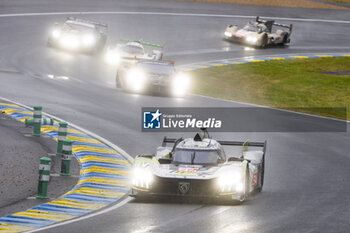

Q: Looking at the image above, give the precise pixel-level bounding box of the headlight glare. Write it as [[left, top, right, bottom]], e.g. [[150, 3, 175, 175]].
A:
[[60, 35, 80, 49], [217, 171, 243, 193], [132, 167, 154, 189], [224, 31, 232, 37], [172, 74, 190, 97], [105, 50, 121, 65], [127, 69, 145, 92], [246, 36, 258, 43], [82, 34, 96, 46], [52, 29, 61, 39]]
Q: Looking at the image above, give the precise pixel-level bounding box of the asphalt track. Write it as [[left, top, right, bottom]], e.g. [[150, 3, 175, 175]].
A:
[[0, 0, 350, 232]]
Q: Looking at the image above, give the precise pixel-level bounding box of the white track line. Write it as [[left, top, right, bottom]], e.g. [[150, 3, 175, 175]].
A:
[[0, 96, 134, 233], [0, 11, 350, 24]]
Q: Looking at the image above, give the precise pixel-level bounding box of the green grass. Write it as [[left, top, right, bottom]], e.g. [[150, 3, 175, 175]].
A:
[[190, 57, 350, 120], [325, 0, 350, 4]]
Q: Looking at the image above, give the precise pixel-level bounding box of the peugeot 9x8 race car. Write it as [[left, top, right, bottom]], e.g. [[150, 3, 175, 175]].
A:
[[116, 60, 190, 97], [130, 128, 266, 202], [224, 16, 293, 48], [47, 17, 107, 54], [105, 39, 163, 65]]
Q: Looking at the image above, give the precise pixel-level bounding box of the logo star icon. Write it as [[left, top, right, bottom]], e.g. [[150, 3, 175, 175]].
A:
[[151, 109, 162, 122]]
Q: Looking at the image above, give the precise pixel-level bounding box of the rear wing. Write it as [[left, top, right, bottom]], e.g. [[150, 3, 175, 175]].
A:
[[120, 38, 163, 49], [162, 137, 266, 151], [256, 16, 293, 34], [162, 137, 266, 161], [66, 16, 108, 31]]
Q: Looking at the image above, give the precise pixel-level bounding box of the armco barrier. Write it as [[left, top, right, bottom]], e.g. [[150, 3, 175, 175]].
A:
[[0, 103, 132, 232]]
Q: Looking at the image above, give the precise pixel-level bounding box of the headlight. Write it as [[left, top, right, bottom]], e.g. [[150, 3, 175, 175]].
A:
[[246, 36, 258, 43], [82, 34, 96, 46], [127, 68, 146, 92], [51, 29, 61, 39], [132, 167, 154, 189], [224, 31, 232, 37], [105, 50, 121, 65], [60, 35, 80, 49], [217, 171, 244, 193], [172, 74, 190, 97]]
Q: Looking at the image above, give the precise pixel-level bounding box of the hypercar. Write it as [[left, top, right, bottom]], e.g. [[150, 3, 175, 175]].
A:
[[116, 60, 190, 97], [105, 39, 163, 65], [224, 16, 293, 48], [130, 128, 266, 202], [47, 17, 107, 54]]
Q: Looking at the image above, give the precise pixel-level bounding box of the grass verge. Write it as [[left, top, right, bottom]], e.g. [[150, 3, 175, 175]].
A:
[[190, 57, 350, 120], [175, 0, 349, 9]]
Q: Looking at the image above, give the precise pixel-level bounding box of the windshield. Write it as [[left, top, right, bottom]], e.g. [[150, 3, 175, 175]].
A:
[[243, 22, 259, 32], [65, 22, 95, 33], [123, 45, 144, 55], [173, 149, 221, 165]]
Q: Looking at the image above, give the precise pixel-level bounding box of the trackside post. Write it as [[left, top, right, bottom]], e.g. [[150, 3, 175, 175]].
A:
[[33, 105, 42, 136], [60, 139, 73, 176], [57, 122, 68, 155], [36, 157, 51, 199]]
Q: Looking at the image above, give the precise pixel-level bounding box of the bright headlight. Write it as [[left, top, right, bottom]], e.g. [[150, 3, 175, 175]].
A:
[[224, 31, 232, 37], [132, 167, 154, 189], [51, 29, 61, 39], [127, 68, 145, 92], [82, 34, 96, 46], [105, 50, 121, 65], [172, 74, 190, 97], [246, 36, 258, 43], [217, 171, 243, 193]]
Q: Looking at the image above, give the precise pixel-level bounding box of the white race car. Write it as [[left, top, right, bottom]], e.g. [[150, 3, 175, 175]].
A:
[[47, 17, 107, 54], [130, 128, 266, 202], [224, 16, 292, 48], [105, 39, 163, 65]]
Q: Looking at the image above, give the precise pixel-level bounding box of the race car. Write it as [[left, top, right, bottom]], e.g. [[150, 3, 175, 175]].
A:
[[224, 16, 293, 48], [130, 128, 266, 202], [105, 39, 163, 65], [47, 17, 107, 54], [116, 60, 190, 97]]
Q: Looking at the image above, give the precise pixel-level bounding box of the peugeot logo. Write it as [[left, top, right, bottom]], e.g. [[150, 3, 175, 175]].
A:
[[178, 182, 190, 194]]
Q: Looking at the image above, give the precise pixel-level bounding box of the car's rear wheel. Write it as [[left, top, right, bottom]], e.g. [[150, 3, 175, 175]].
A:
[[260, 34, 268, 48]]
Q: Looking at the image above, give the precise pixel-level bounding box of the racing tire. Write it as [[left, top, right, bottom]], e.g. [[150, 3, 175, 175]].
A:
[[282, 34, 289, 45], [260, 34, 268, 48], [257, 152, 265, 192], [115, 72, 122, 88]]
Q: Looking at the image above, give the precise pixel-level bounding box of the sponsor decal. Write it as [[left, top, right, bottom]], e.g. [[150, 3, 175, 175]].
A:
[[252, 172, 258, 187]]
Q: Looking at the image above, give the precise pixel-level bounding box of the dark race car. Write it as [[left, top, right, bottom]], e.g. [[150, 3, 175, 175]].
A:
[[130, 128, 267, 202], [116, 60, 190, 97]]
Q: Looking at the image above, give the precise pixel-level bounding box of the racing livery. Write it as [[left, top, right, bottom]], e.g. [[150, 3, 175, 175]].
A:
[[224, 16, 292, 48], [105, 39, 163, 65], [47, 17, 107, 54], [130, 129, 266, 202], [116, 60, 190, 97]]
